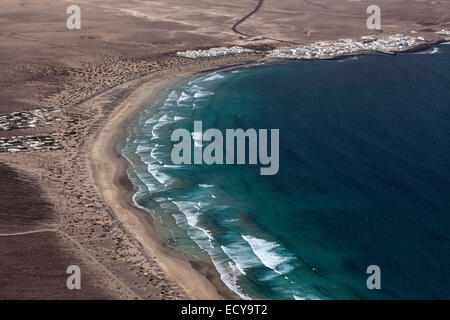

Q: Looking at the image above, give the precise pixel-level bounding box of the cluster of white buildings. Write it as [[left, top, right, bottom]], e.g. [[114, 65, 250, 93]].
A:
[[436, 29, 450, 36], [0, 134, 63, 153], [267, 34, 425, 60], [239, 35, 264, 41], [177, 30, 447, 61], [0, 109, 62, 131], [176, 46, 254, 59]]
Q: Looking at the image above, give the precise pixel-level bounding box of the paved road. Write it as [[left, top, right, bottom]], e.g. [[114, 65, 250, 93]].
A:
[[231, 0, 299, 45], [232, 0, 265, 36]]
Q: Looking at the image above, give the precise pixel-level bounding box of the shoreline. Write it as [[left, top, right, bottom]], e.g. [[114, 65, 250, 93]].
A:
[[265, 39, 447, 61], [87, 40, 447, 300], [88, 56, 263, 299], [0, 39, 446, 299]]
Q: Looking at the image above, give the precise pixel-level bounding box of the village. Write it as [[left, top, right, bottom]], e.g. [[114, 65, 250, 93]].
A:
[[176, 46, 255, 59], [0, 134, 64, 153], [267, 33, 426, 59], [0, 108, 65, 153], [176, 32, 448, 60], [436, 29, 450, 36], [0, 108, 63, 131]]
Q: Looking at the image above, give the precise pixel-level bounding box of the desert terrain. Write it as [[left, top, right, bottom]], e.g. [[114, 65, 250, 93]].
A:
[[0, 0, 448, 299]]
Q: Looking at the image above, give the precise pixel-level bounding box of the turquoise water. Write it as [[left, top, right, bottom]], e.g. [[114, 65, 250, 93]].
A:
[[123, 43, 450, 299]]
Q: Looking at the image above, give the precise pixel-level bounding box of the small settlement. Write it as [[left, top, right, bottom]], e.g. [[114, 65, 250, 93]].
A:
[[267, 34, 426, 59], [0, 135, 63, 153], [0, 109, 64, 153], [239, 35, 264, 41], [0, 109, 62, 131], [176, 46, 254, 59], [176, 33, 443, 60], [436, 29, 450, 36]]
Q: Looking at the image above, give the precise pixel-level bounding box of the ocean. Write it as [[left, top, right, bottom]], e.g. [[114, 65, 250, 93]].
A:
[[122, 43, 450, 300]]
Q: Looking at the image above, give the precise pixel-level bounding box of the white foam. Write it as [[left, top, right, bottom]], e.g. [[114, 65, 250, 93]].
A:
[[144, 114, 160, 125], [221, 242, 261, 276], [151, 121, 169, 140], [172, 200, 214, 248], [194, 91, 214, 99], [172, 201, 201, 228], [414, 47, 440, 54], [147, 163, 172, 185], [199, 184, 214, 188], [193, 202, 202, 210], [129, 163, 160, 193], [242, 235, 293, 275], [151, 126, 161, 140], [203, 74, 225, 81], [293, 294, 320, 300], [197, 226, 214, 245], [188, 84, 205, 91], [163, 164, 184, 169], [211, 256, 251, 300], [159, 114, 173, 123], [177, 92, 192, 106], [162, 198, 253, 299], [150, 147, 166, 163], [133, 137, 149, 144], [136, 145, 152, 154], [167, 90, 179, 101], [431, 47, 440, 54], [163, 101, 176, 109], [174, 116, 186, 121]]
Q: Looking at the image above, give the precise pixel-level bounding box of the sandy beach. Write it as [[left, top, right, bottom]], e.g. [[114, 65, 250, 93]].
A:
[[87, 57, 263, 299], [1, 0, 449, 299]]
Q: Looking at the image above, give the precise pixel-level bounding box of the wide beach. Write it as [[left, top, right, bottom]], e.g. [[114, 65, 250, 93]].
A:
[[87, 56, 265, 299]]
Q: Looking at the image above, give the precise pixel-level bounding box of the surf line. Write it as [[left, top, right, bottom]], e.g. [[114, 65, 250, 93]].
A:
[[170, 121, 279, 175]]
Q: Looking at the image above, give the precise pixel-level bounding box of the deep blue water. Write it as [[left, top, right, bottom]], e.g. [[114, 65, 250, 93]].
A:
[[123, 43, 450, 299]]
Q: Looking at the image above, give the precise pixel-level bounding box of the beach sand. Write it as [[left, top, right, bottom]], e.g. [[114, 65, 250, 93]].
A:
[[86, 59, 262, 299]]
